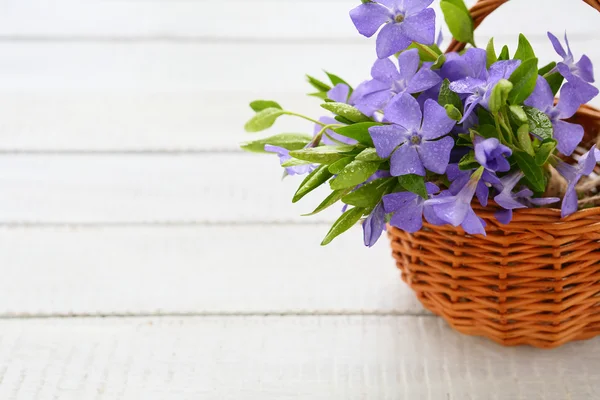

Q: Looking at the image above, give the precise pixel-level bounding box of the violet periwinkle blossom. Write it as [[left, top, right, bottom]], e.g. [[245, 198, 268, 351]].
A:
[[474, 136, 512, 172], [425, 168, 487, 235], [441, 48, 487, 82], [554, 146, 599, 217], [314, 84, 358, 145], [362, 202, 387, 247], [524, 76, 584, 156], [449, 60, 521, 122], [264, 145, 314, 176], [548, 32, 598, 104], [493, 172, 560, 224], [352, 49, 441, 116], [350, 0, 436, 59], [383, 183, 439, 233], [369, 94, 456, 176], [446, 163, 500, 208]]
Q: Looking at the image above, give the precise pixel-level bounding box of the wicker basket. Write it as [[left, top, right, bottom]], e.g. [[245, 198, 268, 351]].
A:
[[388, 0, 600, 349]]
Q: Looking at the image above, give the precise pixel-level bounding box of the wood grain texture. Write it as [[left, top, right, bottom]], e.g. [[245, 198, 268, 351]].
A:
[[0, 225, 424, 316], [0, 316, 599, 400], [0, 0, 595, 41]]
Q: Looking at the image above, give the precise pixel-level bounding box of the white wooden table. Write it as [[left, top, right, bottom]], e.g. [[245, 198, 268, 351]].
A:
[[0, 1, 599, 398]]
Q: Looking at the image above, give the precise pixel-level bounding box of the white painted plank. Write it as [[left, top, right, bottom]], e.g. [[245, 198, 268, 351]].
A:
[[0, 42, 598, 151], [0, 316, 599, 399], [0, 225, 422, 316], [0, 154, 366, 223], [0, 0, 595, 41]]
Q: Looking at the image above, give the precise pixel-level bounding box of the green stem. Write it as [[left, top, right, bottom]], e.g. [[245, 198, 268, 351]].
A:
[[413, 43, 440, 61], [311, 124, 344, 147], [284, 111, 325, 126]]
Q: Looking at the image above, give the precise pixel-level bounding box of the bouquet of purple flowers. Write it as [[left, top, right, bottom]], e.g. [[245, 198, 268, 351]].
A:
[[242, 0, 599, 247]]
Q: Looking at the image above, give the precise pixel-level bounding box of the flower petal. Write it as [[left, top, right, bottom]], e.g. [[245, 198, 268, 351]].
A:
[[327, 84, 351, 104], [362, 202, 387, 247], [561, 183, 579, 218], [350, 3, 392, 38], [461, 209, 487, 236], [376, 23, 412, 59], [402, 8, 436, 45], [495, 209, 513, 225], [396, 48, 420, 82], [548, 32, 567, 59], [556, 81, 583, 119], [463, 48, 488, 80], [488, 60, 521, 84], [389, 202, 424, 233], [383, 93, 423, 129], [420, 99, 456, 139], [449, 77, 485, 94], [390, 144, 425, 176], [400, 0, 434, 15], [553, 120, 584, 157], [406, 66, 442, 94], [371, 58, 401, 85], [576, 55, 595, 83], [524, 76, 554, 112], [476, 181, 489, 207], [418, 136, 454, 174], [369, 124, 409, 158], [383, 191, 420, 213]]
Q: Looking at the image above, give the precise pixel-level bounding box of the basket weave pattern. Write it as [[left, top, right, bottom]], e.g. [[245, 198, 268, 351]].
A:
[[388, 0, 600, 348]]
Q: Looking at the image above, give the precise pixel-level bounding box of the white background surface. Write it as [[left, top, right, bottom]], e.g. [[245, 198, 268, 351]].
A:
[[1, 0, 600, 398]]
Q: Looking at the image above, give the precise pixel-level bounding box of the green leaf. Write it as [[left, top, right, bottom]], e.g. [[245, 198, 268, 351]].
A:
[[517, 124, 534, 156], [240, 133, 312, 153], [328, 157, 355, 174], [539, 62, 556, 76], [290, 146, 355, 164], [509, 105, 528, 124], [438, 79, 463, 111], [309, 92, 329, 100], [441, 0, 474, 45], [486, 38, 497, 68], [474, 124, 498, 140], [306, 75, 331, 92], [498, 45, 510, 61], [513, 34, 536, 61], [325, 71, 353, 95], [330, 160, 381, 190], [535, 139, 557, 166], [321, 103, 371, 123], [488, 79, 513, 113], [303, 189, 351, 216], [512, 151, 545, 192], [398, 174, 427, 199], [334, 115, 355, 125], [545, 72, 564, 96], [409, 43, 443, 62], [524, 106, 553, 140], [249, 100, 282, 112], [458, 151, 479, 170], [334, 122, 380, 146], [356, 148, 383, 162], [508, 58, 538, 105], [281, 158, 313, 168], [445, 104, 463, 121], [292, 165, 333, 203], [321, 207, 366, 246], [342, 178, 394, 208], [244, 108, 286, 133]]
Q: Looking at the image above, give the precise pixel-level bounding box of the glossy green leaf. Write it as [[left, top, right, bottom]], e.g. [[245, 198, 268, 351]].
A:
[[441, 0, 474, 45], [509, 105, 528, 124], [512, 151, 545, 192], [524, 106, 554, 140], [325, 71, 353, 95], [303, 189, 351, 216], [488, 79, 513, 113], [321, 103, 371, 123], [438, 79, 463, 111], [321, 207, 366, 246], [306, 75, 331, 92], [545, 72, 565, 96], [334, 122, 380, 146], [498, 45, 510, 61], [240, 133, 312, 153], [249, 100, 282, 112], [445, 104, 463, 121], [486, 38, 497, 68], [244, 108, 286, 133], [342, 178, 394, 208], [398, 174, 427, 199], [538, 62, 556, 76], [356, 148, 383, 162], [459, 152, 479, 170], [517, 124, 534, 156], [292, 165, 333, 203], [281, 158, 313, 168], [508, 58, 538, 105], [289, 145, 355, 164], [328, 157, 355, 174], [535, 139, 558, 166], [513, 34, 536, 61], [330, 160, 381, 190]]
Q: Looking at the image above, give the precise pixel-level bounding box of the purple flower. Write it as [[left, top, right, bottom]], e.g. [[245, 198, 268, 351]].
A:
[[548, 32, 598, 104], [441, 48, 487, 82], [554, 146, 599, 217], [350, 0, 436, 59], [352, 49, 441, 116], [450, 60, 521, 122], [446, 164, 499, 207], [383, 182, 439, 233], [494, 172, 560, 224], [264, 145, 314, 176], [362, 202, 387, 247], [369, 94, 456, 176], [525, 76, 585, 156], [425, 168, 487, 235], [314, 84, 358, 145], [474, 136, 512, 172]]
